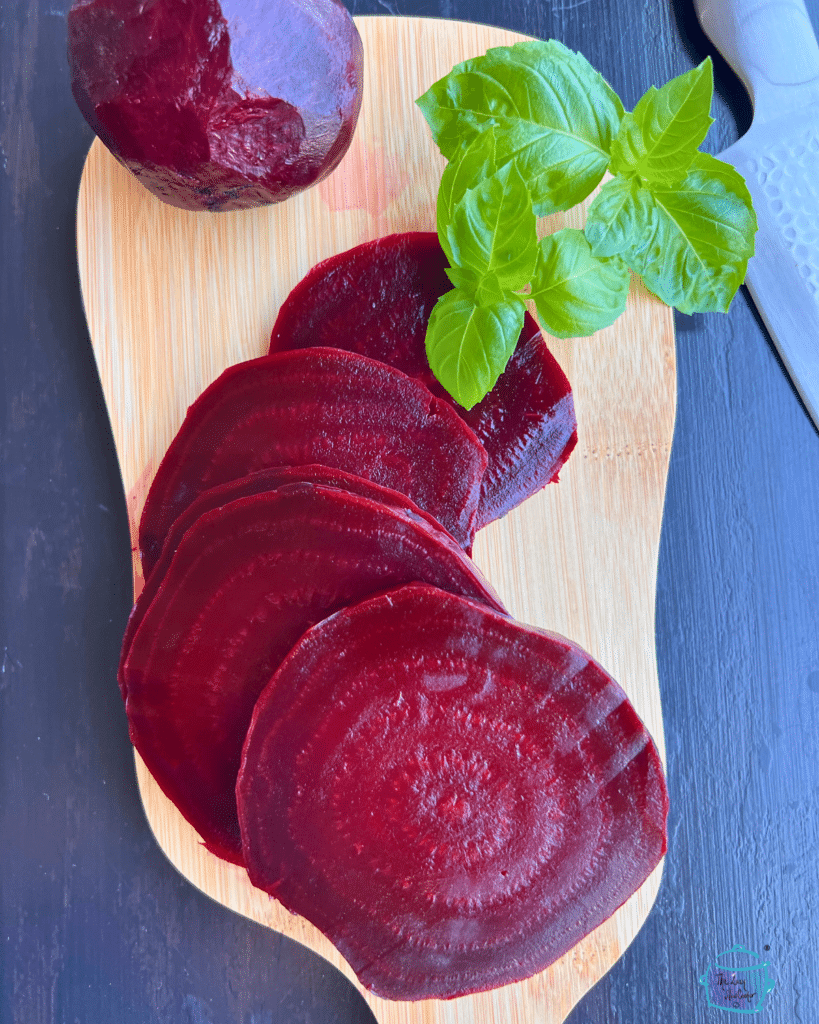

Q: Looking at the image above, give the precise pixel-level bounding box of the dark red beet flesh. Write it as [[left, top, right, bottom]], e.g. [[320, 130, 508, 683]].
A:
[[138, 347, 487, 575], [269, 232, 578, 527], [237, 583, 668, 1000], [123, 486, 506, 864], [67, 0, 363, 212], [119, 463, 493, 698]]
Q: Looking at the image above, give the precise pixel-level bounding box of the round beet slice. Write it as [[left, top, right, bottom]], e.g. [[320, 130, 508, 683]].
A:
[[138, 347, 486, 574], [124, 485, 506, 865], [119, 463, 477, 698], [268, 232, 578, 528], [238, 583, 668, 1000]]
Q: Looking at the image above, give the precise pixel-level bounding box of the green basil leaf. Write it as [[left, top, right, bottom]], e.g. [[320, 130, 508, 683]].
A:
[[474, 272, 508, 307], [437, 129, 504, 268], [530, 228, 631, 337], [444, 265, 475, 291], [610, 59, 714, 186], [627, 152, 757, 314], [438, 130, 502, 218], [417, 40, 623, 215], [445, 265, 508, 306], [425, 289, 525, 409], [585, 175, 653, 258], [447, 160, 538, 292]]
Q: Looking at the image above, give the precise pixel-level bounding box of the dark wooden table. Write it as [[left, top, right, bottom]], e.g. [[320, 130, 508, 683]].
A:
[[3, 1, 818, 1020]]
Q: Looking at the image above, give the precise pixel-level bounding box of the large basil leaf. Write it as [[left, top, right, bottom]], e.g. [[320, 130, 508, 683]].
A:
[[425, 289, 525, 409], [417, 40, 623, 215], [627, 152, 757, 314]]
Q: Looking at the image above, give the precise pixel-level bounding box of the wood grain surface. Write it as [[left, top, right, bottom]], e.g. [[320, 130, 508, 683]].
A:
[[75, 16, 675, 1023]]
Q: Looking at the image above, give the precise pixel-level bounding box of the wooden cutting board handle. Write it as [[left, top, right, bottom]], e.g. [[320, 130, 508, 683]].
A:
[[76, 16, 675, 1023]]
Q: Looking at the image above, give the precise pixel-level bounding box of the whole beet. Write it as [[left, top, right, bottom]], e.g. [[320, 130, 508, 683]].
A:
[[68, 0, 363, 212]]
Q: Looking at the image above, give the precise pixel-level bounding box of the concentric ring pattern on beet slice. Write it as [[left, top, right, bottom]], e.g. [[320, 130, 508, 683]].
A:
[[237, 583, 668, 1001], [268, 232, 578, 528], [119, 463, 478, 699], [123, 485, 506, 865], [138, 347, 487, 574]]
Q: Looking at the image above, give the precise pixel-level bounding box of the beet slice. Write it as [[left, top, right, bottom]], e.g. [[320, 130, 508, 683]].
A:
[[138, 347, 487, 575], [119, 463, 476, 698], [124, 485, 506, 865], [268, 232, 578, 528], [238, 583, 668, 1000]]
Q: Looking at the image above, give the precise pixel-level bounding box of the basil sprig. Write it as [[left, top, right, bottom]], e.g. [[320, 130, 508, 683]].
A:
[[417, 45, 757, 409]]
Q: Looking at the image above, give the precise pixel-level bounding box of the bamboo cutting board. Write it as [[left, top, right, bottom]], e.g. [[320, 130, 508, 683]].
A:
[[76, 16, 675, 1024]]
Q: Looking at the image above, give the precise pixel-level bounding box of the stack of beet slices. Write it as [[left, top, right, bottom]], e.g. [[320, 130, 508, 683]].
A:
[[120, 233, 668, 1002], [124, 470, 505, 865]]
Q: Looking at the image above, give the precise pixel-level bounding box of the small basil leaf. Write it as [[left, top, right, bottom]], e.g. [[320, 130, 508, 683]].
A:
[[585, 176, 653, 258], [438, 130, 502, 221], [445, 265, 475, 291], [610, 59, 714, 186], [417, 39, 622, 215], [474, 273, 508, 307], [438, 129, 504, 268], [448, 160, 538, 292], [425, 289, 526, 409], [627, 151, 757, 314], [531, 228, 631, 338], [444, 266, 508, 307]]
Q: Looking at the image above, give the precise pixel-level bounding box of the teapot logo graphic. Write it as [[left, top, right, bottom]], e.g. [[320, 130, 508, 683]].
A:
[[699, 945, 776, 1014]]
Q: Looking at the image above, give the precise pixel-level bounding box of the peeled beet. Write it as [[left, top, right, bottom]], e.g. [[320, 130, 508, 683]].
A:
[[269, 232, 578, 527], [138, 347, 487, 575], [238, 583, 668, 1000], [67, 0, 363, 212], [123, 484, 506, 864]]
